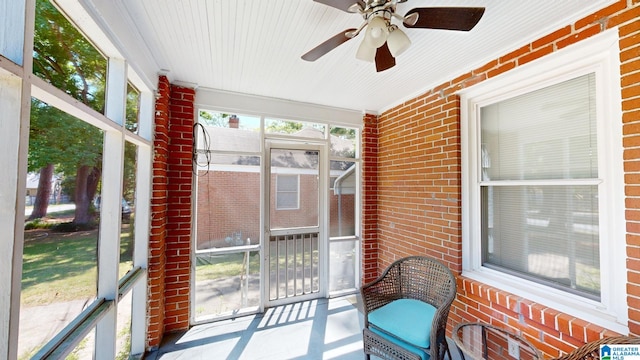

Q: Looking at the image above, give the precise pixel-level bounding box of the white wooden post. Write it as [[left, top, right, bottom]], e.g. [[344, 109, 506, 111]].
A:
[[0, 0, 33, 358], [95, 57, 127, 360]]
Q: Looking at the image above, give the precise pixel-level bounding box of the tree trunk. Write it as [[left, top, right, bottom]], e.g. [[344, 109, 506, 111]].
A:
[[73, 165, 101, 225], [73, 164, 93, 225], [86, 165, 101, 209], [28, 164, 54, 220]]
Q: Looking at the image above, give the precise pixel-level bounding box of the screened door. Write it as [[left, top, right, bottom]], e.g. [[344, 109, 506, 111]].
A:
[[266, 144, 325, 305]]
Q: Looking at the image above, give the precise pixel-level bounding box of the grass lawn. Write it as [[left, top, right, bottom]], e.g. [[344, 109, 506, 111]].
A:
[[195, 252, 260, 281], [195, 248, 321, 282], [21, 226, 133, 307]]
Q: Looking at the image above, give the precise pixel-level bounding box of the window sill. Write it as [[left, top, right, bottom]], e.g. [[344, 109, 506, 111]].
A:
[[461, 267, 628, 335]]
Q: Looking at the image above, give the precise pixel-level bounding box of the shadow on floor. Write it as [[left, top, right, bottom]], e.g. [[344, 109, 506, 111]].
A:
[[145, 296, 461, 360]]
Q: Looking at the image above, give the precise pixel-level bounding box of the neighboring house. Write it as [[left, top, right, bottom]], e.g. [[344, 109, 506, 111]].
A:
[[195, 124, 355, 249], [25, 172, 66, 206]]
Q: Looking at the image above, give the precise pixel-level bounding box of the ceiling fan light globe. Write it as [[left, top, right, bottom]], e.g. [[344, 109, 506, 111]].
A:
[[387, 28, 411, 57], [365, 16, 389, 48], [355, 38, 376, 62]]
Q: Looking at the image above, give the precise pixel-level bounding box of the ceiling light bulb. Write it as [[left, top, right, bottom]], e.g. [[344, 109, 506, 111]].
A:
[[365, 16, 389, 49], [370, 27, 383, 39], [387, 27, 411, 57]]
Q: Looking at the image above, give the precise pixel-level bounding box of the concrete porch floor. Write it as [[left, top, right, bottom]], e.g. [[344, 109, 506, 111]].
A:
[[145, 295, 462, 360]]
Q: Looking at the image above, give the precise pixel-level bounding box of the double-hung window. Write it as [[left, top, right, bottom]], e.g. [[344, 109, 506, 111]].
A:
[[461, 30, 626, 333], [276, 174, 300, 210]]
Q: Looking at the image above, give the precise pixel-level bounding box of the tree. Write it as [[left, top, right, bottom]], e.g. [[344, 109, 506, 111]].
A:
[[29, 0, 107, 225], [198, 111, 229, 127], [33, 0, 106, 109], [27, 100, 66, 219], [28, 164, 55, 220], [126, 85, 140, 133], [28, 98, 105, 220], [329, 127, 356, 166], [329, 127, 355, 137], [266, 119, 303, 134], [122, 142, 137, 204], [56, 118, 103, 224]]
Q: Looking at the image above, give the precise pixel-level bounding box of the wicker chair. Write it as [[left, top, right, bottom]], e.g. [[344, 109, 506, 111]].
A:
[[552, 336, 640, 360], [361, 256, 457, 360]]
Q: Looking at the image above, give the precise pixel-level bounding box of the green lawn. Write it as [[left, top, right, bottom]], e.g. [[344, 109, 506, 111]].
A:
[[21, 228, 133, 306], [195, 249, 319, 282], [195, 252, 260, 281], [23, 228, 265, 305]]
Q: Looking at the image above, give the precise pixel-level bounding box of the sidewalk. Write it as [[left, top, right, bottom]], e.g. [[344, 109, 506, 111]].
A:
[[24, 203, 75, 216]]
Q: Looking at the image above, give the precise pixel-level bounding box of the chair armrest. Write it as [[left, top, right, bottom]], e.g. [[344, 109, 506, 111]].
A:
[[361, 272, 401, 319]]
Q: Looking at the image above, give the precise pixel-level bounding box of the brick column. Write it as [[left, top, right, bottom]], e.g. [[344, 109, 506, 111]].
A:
[[147, 75, 170, 349], [147, 78, 195, 349], [163, 85, 195, 332], [361, 113, 379, 283]]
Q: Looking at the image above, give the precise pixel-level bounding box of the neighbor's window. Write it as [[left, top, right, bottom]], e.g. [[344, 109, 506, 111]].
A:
[[479, 74, 599, 299], [276, 174, 299, 210]]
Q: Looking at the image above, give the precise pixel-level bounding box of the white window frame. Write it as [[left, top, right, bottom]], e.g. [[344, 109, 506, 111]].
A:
[[0, 0, 154, 358], [276, 173, 300, 210], [460, 29, 627, 333]]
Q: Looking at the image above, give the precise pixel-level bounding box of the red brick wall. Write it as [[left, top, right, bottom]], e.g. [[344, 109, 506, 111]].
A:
[[195, 171, 356, 249], [329, 192, 356, 237], [163, 85, 195, 333], [147, 78, 195, 348], [147, 75, 170, 349], [366, 0, 640, 357], [362, 113, 379, 284], [196, 171, 260, 249], [375, 87, 461, 271]]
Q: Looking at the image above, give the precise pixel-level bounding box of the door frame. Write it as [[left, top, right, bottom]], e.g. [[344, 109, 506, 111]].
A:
[[263, 141, 328, 308]]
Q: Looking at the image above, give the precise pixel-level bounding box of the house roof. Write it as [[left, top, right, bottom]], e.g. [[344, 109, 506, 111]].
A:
[[26, 173, 61, 190], [196, 125, 356, 169], [79, 0, 613, 114]]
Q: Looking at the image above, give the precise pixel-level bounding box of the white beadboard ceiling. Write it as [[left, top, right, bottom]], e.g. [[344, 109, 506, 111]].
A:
[[86, 0, 613, 113]]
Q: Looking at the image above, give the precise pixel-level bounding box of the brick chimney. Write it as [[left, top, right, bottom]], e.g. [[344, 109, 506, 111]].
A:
[[229, 115, 239, 128]]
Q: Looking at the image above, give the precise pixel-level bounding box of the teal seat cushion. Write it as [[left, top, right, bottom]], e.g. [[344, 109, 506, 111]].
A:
[[368, 298, 436, 349]]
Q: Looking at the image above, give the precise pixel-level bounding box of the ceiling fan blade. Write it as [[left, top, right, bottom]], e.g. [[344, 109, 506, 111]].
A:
[[301, 28, 357, 61], [313, 0, 365, 12], [375, 43, 396, 73], [404, 7, 485, 31]]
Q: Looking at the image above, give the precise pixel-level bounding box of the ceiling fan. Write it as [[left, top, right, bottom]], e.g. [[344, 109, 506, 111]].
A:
[[301, 0, 485, 72]]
